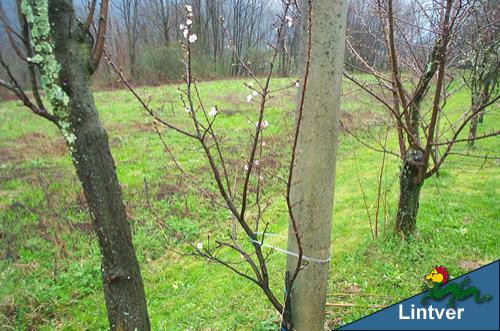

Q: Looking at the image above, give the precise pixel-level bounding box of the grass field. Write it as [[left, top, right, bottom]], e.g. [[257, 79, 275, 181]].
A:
[[0, 77, 498, 330]]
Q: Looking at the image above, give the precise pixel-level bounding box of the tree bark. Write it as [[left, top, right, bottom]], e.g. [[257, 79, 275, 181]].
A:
[[284, 1, 347, 330], [468, 113, 479, 148], [469, 80, 492, 145], [48, 0, 150, 329], [395, 149, 424, 236], [478, 110, 485, 123]]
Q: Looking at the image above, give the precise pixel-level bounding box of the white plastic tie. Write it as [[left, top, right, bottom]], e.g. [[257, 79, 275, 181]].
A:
[[250, 232, 330, 265]]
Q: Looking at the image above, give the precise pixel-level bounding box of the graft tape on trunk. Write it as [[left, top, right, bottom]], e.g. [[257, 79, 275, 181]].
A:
[[250, 233, 331, 265]]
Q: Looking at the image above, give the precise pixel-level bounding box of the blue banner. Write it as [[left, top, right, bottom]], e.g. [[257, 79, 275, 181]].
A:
[[339, 260, 499, 330]]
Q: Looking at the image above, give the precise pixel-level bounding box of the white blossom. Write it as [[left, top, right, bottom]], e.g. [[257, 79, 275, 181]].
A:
[[246, 94, 253, 102], [196, 242, 203, 250], [180, 24, 186, 30], [185, 4, 192, 12], [188, 34, 198, 43], [186, 18, 193, 26], [285, 15, 293, 27], [255, 120, 269, 129], [209, 107, 217, 117], [183, 29, 189, 38], [295, 81, 300, 88], [252, 91, 258, 97], [244, 164, 249, 171], [185, 107, 191, 113]]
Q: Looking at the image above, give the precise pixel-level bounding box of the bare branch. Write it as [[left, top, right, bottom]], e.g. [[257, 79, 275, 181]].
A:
[[83, 0, 97, 33], [91, 0, 110, 72]]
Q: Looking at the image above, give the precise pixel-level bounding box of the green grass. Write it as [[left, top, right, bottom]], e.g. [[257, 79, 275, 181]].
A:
[[0, 76, 498, 330]]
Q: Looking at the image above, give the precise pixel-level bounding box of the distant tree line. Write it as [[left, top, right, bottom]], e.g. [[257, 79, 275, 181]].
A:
[[2, 0, 496, 90]]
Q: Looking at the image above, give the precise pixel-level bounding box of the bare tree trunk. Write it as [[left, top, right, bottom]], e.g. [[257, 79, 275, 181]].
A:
[[395, 149, 424, 236], [48, 0, 150, 329], [469, 80, 493, 146], [468, 78, 481, 147], [284, 1, 347, 330], [468, 104, 480, 147]]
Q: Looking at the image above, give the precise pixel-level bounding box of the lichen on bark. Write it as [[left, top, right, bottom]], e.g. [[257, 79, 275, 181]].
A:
[[21, 0, 76, 149]]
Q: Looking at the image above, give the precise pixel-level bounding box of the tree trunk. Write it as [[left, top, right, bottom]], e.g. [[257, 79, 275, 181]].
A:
[[468, 83, 481, 147], [468, 114, 479, 147], [284, 1, 347, 330], [468, 84, 489, 147], [48, 1, 150, 329], [395, 149, 424, 236], [478, 110, 485, 123]]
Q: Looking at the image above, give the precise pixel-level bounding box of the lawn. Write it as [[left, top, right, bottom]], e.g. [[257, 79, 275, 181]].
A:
[[0, 77, 498, 330]]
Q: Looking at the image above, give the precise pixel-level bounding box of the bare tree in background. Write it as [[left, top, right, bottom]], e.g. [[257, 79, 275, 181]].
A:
[[460, 0, 499, 146], [0, 0, 303, 87], [0, 0, 150, 329], [151, 0, 173, 46], [205, 0, 223, 69], [115, 0, 144, 79], [345, 0, 499, 236]]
